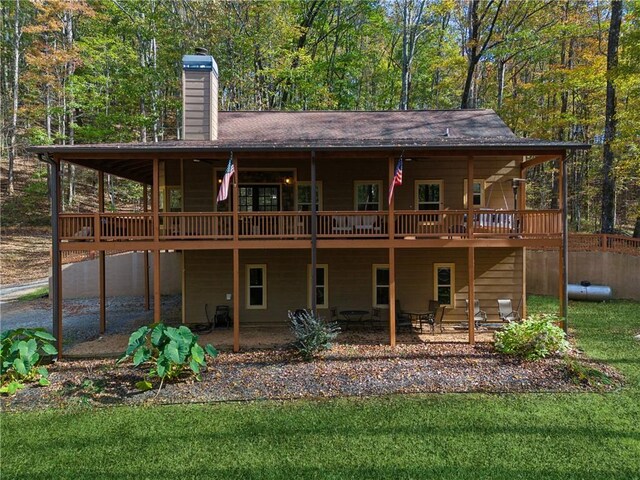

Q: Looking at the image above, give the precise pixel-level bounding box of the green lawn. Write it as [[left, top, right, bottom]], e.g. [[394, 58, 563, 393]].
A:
[[2, 296, 639, 480]]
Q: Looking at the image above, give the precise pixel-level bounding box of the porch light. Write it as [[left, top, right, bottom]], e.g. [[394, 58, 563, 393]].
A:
[[511, 178, 527, 210], [283, 177, 293, 185]]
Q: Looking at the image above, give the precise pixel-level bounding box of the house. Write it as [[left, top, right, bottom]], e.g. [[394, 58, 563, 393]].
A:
[[31, 51, 589, 354]]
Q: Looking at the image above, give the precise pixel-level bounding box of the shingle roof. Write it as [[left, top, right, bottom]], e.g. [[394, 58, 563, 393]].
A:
[[29, 110, 589, 155]]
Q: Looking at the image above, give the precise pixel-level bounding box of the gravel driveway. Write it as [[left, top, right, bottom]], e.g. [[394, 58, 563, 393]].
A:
[[0, 295, 181, 349]]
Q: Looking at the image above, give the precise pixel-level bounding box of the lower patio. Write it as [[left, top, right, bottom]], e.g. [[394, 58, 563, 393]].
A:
[[65, 325, 497, 357]]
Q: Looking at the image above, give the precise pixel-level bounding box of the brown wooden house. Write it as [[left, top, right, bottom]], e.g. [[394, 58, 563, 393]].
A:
[[31, 52, 589, 354]]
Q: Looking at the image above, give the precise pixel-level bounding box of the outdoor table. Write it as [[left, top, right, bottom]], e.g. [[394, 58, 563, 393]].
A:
[[406, 311, 435, 333], [339, 310, 370, 330]]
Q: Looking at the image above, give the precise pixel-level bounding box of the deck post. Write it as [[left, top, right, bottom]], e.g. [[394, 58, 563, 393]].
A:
[[44, 155, 63, 358], [152, 158, 161, 323], [388, 156, 396, 346], [468, 246, 476, 345], [143, 183, 150, 311], [467, 156, 474, 238], [310, 151, 317, 316], [559, 154, 569, 332], [520, 161, 527, 319], [232, 152, 240, 352], [98, 171, 106, 334]]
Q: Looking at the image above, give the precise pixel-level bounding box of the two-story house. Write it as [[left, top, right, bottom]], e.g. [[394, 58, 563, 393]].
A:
[[32, 51, 589, 354]]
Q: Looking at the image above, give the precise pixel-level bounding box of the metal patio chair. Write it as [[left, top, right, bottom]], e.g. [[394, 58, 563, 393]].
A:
[[497, 299, 521, 323], [465, 299, 488, 327]]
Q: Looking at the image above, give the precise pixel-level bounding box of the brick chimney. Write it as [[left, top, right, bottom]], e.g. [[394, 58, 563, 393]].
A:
[[182, 48, 218, 141]]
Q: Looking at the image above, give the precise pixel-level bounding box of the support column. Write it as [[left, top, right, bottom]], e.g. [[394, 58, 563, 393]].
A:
[[232, 152, 240, 352], [152, 159, 161, 323], [388, 156, 396, 346], [98, 171, 106, 334], [310, 151, 317, 315], [520, 162, 527, 318], [559, 154, 568, 332], [47, 156, 63, 357], [467, 156, 474, 238], [143, 183, 150, 311], [233, 249, 240, 353], [468, 247, 475, 345]]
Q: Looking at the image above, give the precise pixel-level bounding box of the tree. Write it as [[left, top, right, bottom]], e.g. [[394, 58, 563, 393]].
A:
[[601, 0, 623, 233]]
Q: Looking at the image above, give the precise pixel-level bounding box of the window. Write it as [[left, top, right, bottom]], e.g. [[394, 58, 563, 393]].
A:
[[307, 264, 328, 309], [463, 179, 485, 208], [433, 263, 455, 307], [372, 264, 390, 307], [297, 182, 322, 211], [355, 181, 382, 211], [415, 181, 443, 211], [246, 265, 267, 309], [239, 185, 280, 212]]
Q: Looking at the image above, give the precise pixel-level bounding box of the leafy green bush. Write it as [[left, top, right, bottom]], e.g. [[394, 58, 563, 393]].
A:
[[289, 310, 340, 361], [117, 323, 218, 391], [0, 328, 58, 395], [494, 313, 569, 360]]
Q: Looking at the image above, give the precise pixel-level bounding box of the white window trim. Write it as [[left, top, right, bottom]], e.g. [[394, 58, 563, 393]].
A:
[[463, 179, 486, 208], [414, 180, 444, 211], [307, 264, 329, 309], [296, 181, 323, 211], [372, 264, 390, 308], [354, 181, 383, 211], [433, 263, 455, 308], [246, 264, 267, 309]]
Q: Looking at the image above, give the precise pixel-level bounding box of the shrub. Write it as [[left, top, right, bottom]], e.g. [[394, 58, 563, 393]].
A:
[[494, 313, 569, 360], [0, 328, 58, 395], [117, 323, 218, 391], [289, 309, 340, 360]]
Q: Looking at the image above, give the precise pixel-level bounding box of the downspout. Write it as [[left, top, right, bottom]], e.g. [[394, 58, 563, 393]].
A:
[[310, 150, 317, 316], [39, 153, 62, 358], [561, 152, 569, 333]]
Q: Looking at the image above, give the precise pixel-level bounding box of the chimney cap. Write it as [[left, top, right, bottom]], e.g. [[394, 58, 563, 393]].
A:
[[182, 53, 218, 76]]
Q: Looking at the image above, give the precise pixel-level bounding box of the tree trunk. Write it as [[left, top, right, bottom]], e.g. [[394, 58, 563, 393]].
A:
[[460, 0, 478, 109], [7, 0, 21, 196], [633, 217, 640, 238], [601, 0, 622, 233], [496, 59, 506, 109]]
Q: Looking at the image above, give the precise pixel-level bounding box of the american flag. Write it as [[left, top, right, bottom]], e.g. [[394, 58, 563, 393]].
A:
[[388, 158, 403, 205], [216, 155, 235, 202]]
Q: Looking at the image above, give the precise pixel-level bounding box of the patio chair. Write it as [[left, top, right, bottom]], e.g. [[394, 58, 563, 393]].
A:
[[395, 300, 413, 333], [431, 305, 446, 333], [497, 299, 521, 323], [365, 307, 382, 329], [465, 299, 488, 327]]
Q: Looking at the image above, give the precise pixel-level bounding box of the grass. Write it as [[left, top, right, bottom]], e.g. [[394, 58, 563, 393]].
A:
[[2, 296, 639, 480], [16, 286, 49, 301]]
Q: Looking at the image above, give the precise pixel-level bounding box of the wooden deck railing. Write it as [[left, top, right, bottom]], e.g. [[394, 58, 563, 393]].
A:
[[160, 212, 233, 239], [394, 210, 561, 238], [238, 212, 311, 238], [59, 213, 153, 241], [568, 234, 640, 256], [58, 209, 565, 243]]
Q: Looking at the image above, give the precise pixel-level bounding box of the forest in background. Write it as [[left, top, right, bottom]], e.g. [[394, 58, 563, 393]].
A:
[[1, 0, 638, 234]]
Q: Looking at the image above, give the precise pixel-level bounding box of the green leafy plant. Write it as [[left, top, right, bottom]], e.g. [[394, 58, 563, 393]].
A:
[[117, 323, 218, 391], [494, 313, 570, 360], [0, 328, 58, 395], [289, 310, 340, 361]]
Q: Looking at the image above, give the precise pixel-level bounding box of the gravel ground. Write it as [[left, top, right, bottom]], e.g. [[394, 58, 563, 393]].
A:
[[0, 342, 621, 412], [0, 295, 181, 348]]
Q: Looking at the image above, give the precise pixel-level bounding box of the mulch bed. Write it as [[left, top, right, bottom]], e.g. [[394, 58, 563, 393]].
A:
[[1, 342, 622, 411]]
